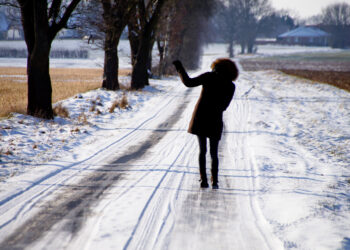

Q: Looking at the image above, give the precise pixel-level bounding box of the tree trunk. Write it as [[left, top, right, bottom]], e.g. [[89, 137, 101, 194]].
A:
[[18, 0, 81, 119], [100, 1, 137, 90], [146, 38, 155, 80], [247, 39, 255, 53], [128, 14, 140, 67], [247, 44, 253, 53], [228, 39, 234, 58], [128, 33, 139, 67], [131, 36, 151, 89], [157, 39, 165, 76], [27, 45, 53, 119], [240, 42, 245, 54], [102, 30, 121, 90], [130, 0, 168, 89], [23, 0, 54, 119]]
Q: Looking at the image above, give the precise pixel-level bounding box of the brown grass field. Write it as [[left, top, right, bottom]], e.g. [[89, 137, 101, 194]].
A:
[[1, 60, 349, 118], [0, 67, 130, 117]]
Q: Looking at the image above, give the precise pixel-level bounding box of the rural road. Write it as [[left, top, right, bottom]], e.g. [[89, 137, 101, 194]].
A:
[[0, 70, 283, 250]]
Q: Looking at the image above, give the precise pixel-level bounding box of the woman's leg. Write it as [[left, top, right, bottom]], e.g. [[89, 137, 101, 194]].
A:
[[197, 136, 208, 187], [209, 137, 219, 187]]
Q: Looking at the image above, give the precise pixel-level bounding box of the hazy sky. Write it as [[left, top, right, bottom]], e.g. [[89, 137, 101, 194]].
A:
[[270, 0, 350, 18]]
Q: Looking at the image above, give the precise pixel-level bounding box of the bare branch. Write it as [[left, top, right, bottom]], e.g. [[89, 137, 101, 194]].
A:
[[49, 0, 81, 40], [48, 0, 62, 21]]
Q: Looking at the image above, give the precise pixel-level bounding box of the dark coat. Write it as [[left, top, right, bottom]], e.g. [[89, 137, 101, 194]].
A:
[[177, 65, 235, 140]]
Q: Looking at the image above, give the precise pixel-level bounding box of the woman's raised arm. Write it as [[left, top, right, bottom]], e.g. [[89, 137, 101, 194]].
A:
[[173, 60, 205, 88]]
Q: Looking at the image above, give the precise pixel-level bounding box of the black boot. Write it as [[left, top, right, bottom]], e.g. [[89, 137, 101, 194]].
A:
[[211, 170, 218, 189], [201, 181, 209, 188], [200, 169, 209, 188]]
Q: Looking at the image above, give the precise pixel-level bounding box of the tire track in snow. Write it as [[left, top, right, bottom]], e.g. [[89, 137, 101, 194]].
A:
[[122, 140, 190, 250], [126, 138, 199, 250], [0, 90, 184, 210], [67, 128, 197, 250], [0, 89, 192, 249], [239, 72, 284, 249], [239, 73, 278, 250], [0, 90, 179, 228]]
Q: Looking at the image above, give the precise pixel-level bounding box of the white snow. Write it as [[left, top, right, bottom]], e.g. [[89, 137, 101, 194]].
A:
[[0, 40, 350, 249]]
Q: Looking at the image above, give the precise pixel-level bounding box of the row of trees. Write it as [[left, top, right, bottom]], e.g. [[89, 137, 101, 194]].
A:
[[1, 0, 217, 119], [0, 0, 297, 119], [1, 0, 349, 119], [212, 0, 295, 55], [213, 1, 350, 54]]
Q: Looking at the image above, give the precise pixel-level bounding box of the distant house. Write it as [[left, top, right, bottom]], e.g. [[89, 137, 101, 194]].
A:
[[277, 26, 331, 46]]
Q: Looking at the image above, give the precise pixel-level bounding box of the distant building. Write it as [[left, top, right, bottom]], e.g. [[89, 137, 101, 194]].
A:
[[277, 26, 331, 46]]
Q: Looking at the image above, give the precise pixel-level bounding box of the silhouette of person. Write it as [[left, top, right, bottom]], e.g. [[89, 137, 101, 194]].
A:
[[173, 58, 238, 189]]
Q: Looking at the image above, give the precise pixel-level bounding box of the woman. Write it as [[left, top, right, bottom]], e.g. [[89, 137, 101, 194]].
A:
[[173, 58, 238, 189]]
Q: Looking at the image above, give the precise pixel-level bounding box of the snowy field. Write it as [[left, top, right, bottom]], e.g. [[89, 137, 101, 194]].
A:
[[0, 40, 350, 249], [0, 39, 343, 68]]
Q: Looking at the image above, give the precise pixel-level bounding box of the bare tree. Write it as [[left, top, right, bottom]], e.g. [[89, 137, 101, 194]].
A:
[[259, 13, 295, 37], [234, 0, 271, 53], [176, 0, 216, 69], [321, 2, 350, 26], [100, 0, 137, 90], [320, 2, 350, 48], [75, 1, 104, 45], [156, 0, 216, 75], [14, 0, 82, 119], [213, 0, 239, 57], [153, 1, 182, 75], [130, 0, 169, 90], [153, 1, 176, 77], [75, 0, 137, 90]]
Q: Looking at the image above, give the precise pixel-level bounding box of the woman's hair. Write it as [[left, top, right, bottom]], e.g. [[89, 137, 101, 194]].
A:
[[211, 58, 239, 81]]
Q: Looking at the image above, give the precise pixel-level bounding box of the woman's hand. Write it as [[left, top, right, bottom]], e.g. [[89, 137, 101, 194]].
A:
[[172, 60, 183, 71]]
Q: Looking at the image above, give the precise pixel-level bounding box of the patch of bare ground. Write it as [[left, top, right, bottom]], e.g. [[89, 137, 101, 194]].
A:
[[240, 59, 350, 72], [280, 70, 350, 92], [240, 58, 350, 92], [0, 67, 131, 117]]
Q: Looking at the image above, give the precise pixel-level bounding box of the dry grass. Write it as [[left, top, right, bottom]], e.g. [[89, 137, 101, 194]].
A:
[[0, 67, 131, 117], [280, 70, 350, 92], [109, 94, 129, 113]]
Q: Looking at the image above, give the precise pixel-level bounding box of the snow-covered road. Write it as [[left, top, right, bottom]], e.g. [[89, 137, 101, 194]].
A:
[[1, 43, 350, 249], [0, 69, 283, 249]]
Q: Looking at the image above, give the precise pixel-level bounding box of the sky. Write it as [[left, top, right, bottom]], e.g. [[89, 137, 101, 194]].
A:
[[270, 0, 350, 18]]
